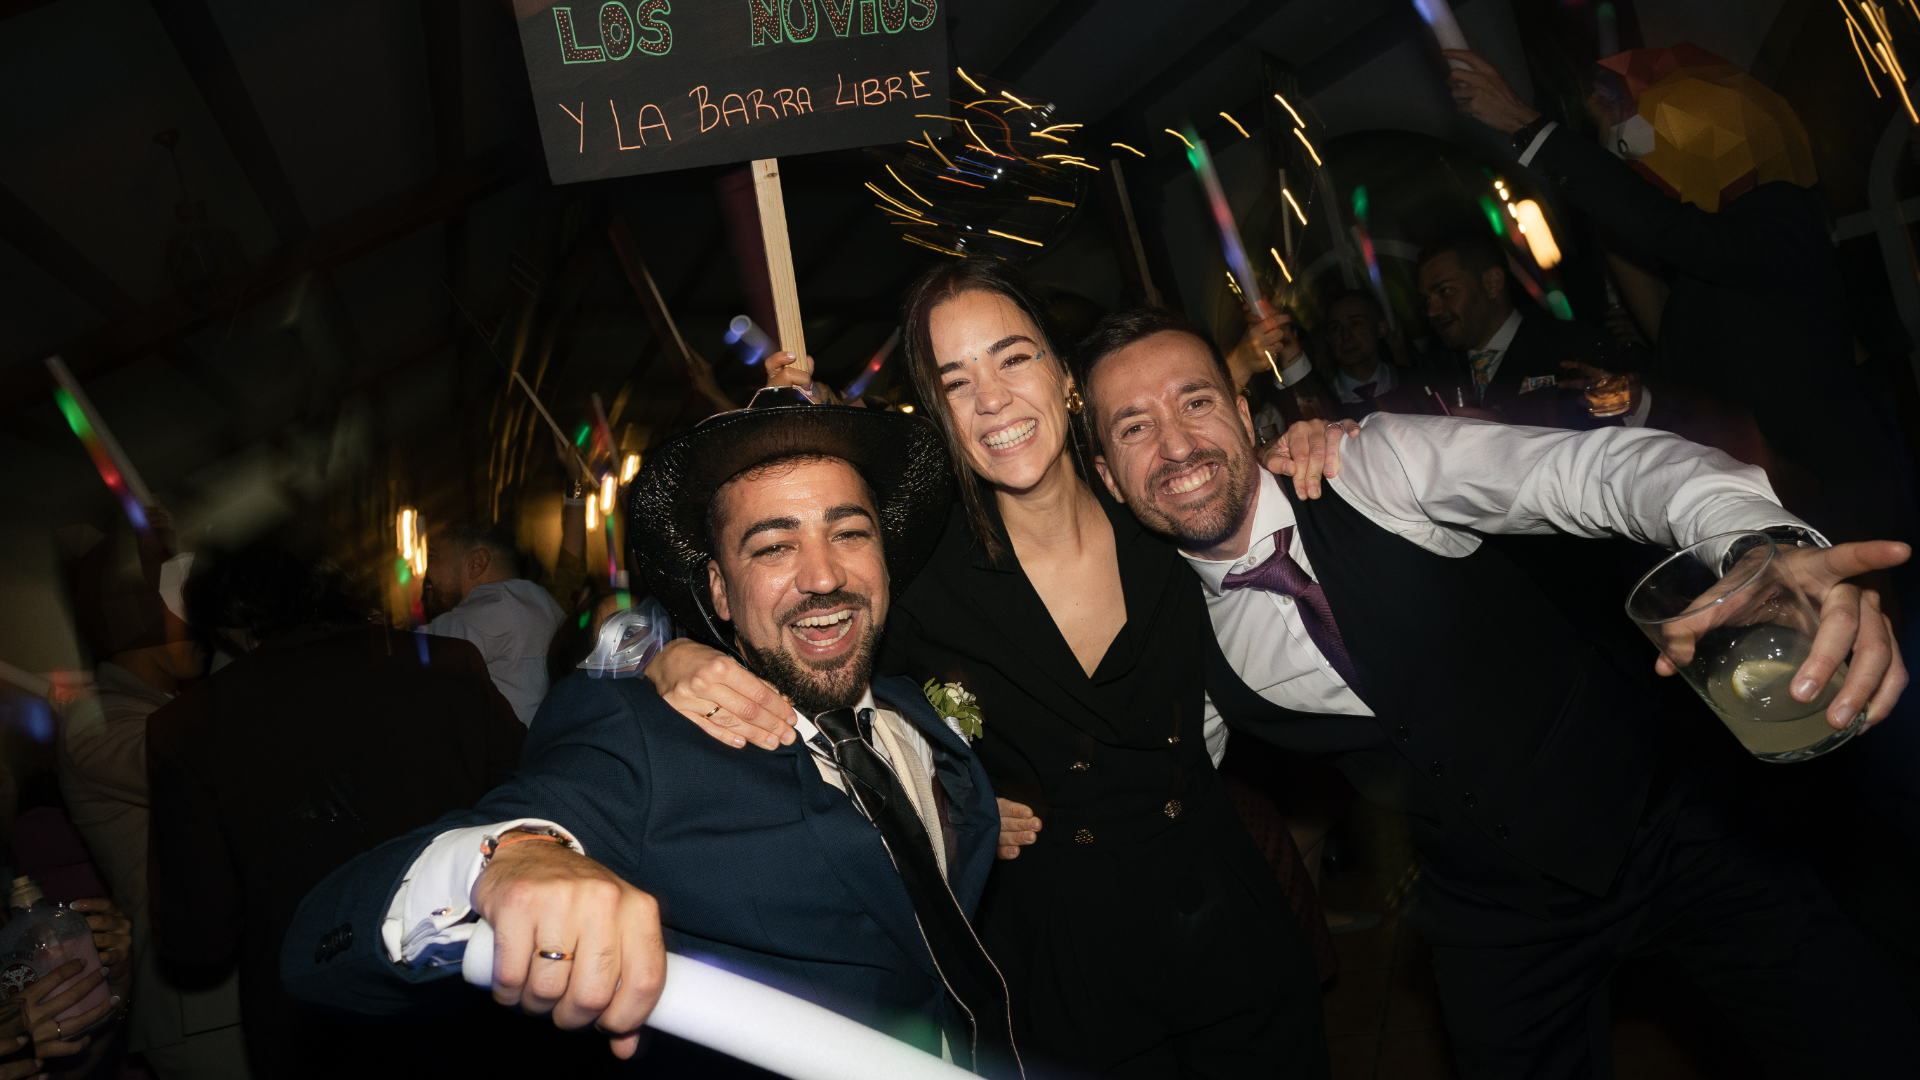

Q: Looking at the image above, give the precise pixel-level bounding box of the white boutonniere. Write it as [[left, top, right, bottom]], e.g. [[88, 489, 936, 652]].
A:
[[922, 679, 983, 742]]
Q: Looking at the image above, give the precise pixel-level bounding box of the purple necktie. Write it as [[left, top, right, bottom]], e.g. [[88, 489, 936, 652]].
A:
[[1221, 526, 1361, 691]]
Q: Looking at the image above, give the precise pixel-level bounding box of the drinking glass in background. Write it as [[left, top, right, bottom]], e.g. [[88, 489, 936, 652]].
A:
[[1585, 371, 1636, 418], [1626, 531, 1864, 762]]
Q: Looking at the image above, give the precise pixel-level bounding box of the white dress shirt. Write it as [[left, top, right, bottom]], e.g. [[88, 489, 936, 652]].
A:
[[426, 578, 566, 726], [1333, 360, 1399, 404], [1186, 413, 1820, 743], [380, 686, 947, 967]]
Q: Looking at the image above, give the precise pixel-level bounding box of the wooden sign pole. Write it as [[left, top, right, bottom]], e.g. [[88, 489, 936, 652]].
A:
[[751, 159, 806, 361]]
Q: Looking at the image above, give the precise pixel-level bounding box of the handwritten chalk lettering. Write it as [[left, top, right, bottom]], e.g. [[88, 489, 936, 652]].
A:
[[836, 70, 925, 107], [519, 0, 945, 180], [554, 7, 605, 63], [820, 0, 852, 36], [600, 2, 634, 59], [635, 0, 672, 54], [553, 2, 672, 62]]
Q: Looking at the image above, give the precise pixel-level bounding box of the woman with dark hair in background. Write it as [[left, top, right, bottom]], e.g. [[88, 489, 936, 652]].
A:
[[646, 259, 1330, 1078]]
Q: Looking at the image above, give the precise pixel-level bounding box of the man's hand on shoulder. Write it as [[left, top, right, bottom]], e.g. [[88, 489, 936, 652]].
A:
[[473, 832, 665, 1059], [1263, 419, 1361, 499]]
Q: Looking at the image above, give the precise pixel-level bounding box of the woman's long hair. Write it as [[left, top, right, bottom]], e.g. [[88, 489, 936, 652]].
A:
[[900, 258, 1090, 569]]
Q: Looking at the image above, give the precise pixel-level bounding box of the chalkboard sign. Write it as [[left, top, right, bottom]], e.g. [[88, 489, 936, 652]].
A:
[[515, 1, 950, 183]]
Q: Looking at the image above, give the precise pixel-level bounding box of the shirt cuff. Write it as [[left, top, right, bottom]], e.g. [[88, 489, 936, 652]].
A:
[[380, 818, 583, 968], [1622, 386, 1653, 428], [1517, 121, 1560, 167], [1269, 354, 1315, 389]]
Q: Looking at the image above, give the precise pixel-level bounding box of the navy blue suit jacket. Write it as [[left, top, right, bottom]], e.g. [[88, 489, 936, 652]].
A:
[[281, 673, 999, 1053]]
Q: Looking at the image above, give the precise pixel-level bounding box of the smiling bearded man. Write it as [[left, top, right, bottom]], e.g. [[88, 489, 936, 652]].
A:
[[282, 389, 1020, 1077], [1076, 307, 1916, 1080]]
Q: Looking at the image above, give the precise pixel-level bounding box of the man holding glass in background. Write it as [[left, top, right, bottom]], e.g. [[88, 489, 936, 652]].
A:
[[1071, 311, 1914, 1079]]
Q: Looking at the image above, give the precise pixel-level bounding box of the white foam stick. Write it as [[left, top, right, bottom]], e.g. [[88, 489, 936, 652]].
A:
[[1410, 0, 1473, 68], [45, 356, 156, 507], [462, 922, 973, 1080], [0, 661, 50, 699]]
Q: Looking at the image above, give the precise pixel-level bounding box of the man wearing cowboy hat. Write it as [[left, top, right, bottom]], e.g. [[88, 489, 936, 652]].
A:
[[281, 389, 1016, 1075]]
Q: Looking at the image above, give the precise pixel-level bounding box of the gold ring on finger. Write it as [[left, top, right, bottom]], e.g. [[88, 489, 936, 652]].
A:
[[536, 949, 574, 962], [704, 704, 722, 719], [53, 1020, 63, 1040]]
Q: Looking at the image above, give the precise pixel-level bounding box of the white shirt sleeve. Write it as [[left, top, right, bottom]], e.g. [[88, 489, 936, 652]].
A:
[[380, 818, 583, 968], [1330, 413, 1822, 554], [1202, 693, 1229, 768]]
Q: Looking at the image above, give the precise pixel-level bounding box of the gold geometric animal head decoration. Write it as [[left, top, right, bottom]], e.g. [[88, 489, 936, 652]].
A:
[[1595, 43, 1818, 213]]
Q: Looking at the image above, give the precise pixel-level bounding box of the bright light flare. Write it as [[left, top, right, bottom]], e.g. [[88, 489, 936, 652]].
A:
[[622, 454, 640, 483], [1513, 200, 1562, 268], [600, 474, 617, 514]]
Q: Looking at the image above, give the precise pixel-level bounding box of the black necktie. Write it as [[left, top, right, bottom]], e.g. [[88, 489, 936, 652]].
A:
[[812, 707, 1019, 1076]]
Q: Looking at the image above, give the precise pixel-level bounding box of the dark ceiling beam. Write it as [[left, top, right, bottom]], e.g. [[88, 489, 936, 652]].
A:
[[0, 145, 538, 413], [0, 184, 138, 318], [1091, 0, 1295, 131], [0, 0, 60, 20], [992, 0, 1103, 83], [148, 0, 311, 243], [420, 0, 468, 289]]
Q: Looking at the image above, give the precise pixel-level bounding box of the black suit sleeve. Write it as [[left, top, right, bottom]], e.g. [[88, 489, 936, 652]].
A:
[[432, 635, 525, 789], [147, 686, 245, 969], [1529, 127, 1792, 295], [280, 678, 653, 1015]]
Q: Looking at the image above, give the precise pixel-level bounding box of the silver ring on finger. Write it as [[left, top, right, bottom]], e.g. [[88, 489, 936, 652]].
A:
[[536, 949, 575, 962]]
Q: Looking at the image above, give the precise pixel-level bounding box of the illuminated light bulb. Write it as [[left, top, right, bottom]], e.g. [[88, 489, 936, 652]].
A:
[[899, 404, 915, 413], [1499, 188, 1510, 201], [396, 508, 415, 557], [622, 454, 640, 483], [586, 494, 598, 530], [1513, 200, 1561, 268], [411, 534, 428, 577], [600, 474, 616, 514]]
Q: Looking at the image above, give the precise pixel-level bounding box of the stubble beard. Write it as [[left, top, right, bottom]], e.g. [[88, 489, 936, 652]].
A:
[[1127, 441, 1257, 551], [734, 590, 881, 718]]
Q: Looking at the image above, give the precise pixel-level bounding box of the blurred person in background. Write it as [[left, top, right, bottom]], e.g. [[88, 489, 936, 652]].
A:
[[1416, 235, 1622, 428], [1315, 290, 1448, 420], [424, 521, 566, 726], [147, 545, 528, 1079], [55, 508, 246, 1079]]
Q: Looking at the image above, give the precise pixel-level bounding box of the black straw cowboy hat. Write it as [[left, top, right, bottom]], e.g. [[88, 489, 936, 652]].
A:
[[629, 388, 953, 648]]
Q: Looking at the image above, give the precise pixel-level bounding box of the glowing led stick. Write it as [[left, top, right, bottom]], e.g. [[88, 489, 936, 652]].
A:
[[463, 926, 973, 1080], [1410, 0, 1473, 68], [46, 356, 154, 531], [841, 327, 901, 400], [1182, 127, 1273, 324]]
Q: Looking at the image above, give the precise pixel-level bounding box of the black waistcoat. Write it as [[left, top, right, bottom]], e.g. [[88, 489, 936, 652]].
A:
[[1204, 482, 1662, 914]]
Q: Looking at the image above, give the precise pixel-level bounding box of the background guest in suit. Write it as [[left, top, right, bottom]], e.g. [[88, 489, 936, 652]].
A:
[[1077, 311, 1915, 1078], [282, 398, 1016, 1075], [148, 546, 526, 1079], [54, 510, 246, 1080], [1416, 235, 1619, 427], [1316, 290, 1452, 421], [423, 521, 566, 726]]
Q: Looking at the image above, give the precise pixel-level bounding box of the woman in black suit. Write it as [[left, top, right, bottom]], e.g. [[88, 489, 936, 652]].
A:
[[649, 260, 1326, 1078]]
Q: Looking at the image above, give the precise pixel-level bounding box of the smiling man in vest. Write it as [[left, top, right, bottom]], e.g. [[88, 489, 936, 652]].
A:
[[1076, 307, 1915, 1080]]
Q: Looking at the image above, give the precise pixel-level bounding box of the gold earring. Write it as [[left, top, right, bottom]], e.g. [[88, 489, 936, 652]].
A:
[[1064, 386, 1084, 415]]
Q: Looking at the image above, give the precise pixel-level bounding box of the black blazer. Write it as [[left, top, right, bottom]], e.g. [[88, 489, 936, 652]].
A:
[[279, 672, 1001, 1058], [148, 625, 525, 1077], [1435, 311, 1615, 428]]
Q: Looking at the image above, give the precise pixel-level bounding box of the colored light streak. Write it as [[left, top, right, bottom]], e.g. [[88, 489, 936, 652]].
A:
[[1512, 199, 1562, 268], [1282, 188, 1308, 226], [1273, 93, 1306, 128], [1219, 111, 1250, 138], [1271, 247, 1293, 282], [1165, 128, 1195, 150], [922, 130, 956, 170], [842, 327, 901, 400], [988, 228, 1043, 247], [885, 165, 932, 205], [52, 387, 149, 532], [955, 67, 986, 95], [1292, 128, 1323, 166], [1112, 142, 1146, 158], [1183, 128, 1272, 320]]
